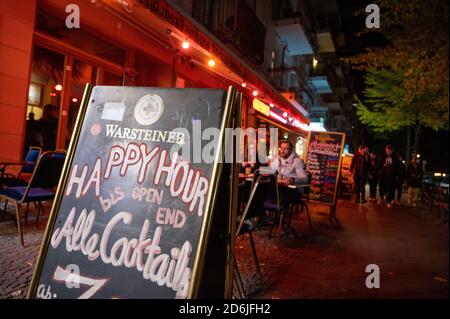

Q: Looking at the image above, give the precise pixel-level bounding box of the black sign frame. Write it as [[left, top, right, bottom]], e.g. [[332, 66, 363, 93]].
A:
[[304, 130, 346, 219], [27, 84, 242, 299]]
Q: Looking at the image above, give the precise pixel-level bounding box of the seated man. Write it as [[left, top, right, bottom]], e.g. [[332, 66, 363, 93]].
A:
[[270, 139, 308, 185], [268, 139, 309, 230]]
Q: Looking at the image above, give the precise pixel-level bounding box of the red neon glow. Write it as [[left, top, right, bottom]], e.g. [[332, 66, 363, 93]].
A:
[[270, 111, 287, 124]]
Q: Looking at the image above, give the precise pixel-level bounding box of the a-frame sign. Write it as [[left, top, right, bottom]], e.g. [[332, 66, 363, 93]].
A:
[[28, 85, 242, 299]]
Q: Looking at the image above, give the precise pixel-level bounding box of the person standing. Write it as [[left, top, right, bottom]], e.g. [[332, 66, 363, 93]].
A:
[[395, 154, 406, 204], [367, 151, 379, 202], [39, 104, 59, 150], [379, 144, 400, 208], [23, 112, 44, 155], [406, 156, 423, 207], [350, 145, 369, 203]]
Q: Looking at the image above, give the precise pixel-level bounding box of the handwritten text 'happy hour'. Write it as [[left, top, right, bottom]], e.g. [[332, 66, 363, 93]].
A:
[[65, 143, 209, 217]]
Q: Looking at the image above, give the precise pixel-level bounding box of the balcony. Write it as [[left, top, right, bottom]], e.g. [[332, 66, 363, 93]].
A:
[[272, 0, 314, 55], [309, 105, 329, 120], [192, 0, 266, 65], [317, 31, 335, 53], [308, 60, 339, 94]]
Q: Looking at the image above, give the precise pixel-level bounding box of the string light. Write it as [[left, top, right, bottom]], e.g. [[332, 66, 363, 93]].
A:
[[252, 90, 258, 97], [181, 40, 190, 49], [55, 84, 62, 91], [241, 82, 247, 88], [208, 59, 216, 67]]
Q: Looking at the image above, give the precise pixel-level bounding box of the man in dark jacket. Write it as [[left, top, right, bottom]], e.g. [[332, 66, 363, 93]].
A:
[[379, 144, 400, 208], [395, 154, 406, 204], [406, 157, 423, 206], [367, 151, 379, 202], [350, 145, 369, 203]]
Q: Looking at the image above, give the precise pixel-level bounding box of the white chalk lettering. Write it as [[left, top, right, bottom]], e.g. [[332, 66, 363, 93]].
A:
[[50, 207, 192, 298]]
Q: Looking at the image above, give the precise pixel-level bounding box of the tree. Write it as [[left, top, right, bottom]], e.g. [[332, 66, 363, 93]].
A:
[[346, 0, 449, 155], [356, 68, 448, 131]]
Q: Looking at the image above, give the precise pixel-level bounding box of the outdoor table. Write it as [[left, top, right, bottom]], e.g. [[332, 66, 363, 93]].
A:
[[238, 173, 254, 182]]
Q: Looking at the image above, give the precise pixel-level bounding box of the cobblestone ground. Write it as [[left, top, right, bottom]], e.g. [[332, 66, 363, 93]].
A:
[[233, 205, 331, 298], [0, 213, 44, 299], [0, 199, 448, 299]]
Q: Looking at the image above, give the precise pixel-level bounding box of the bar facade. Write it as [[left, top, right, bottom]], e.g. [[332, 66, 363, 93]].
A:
[[0, 0, 312, 162]]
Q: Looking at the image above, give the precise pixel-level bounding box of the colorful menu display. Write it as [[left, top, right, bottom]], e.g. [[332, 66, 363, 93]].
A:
[[306, 131, 345, 205], [29, 86, 231, 299]]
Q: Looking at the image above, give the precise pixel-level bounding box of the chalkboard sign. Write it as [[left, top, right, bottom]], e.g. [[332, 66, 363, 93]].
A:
[[305, 131, 345, 207], [28, 85, 237, 299]]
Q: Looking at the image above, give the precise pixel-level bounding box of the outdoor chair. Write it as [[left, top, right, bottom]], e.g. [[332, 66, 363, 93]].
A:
[[286, 172, 313, 233], [0, 146, 42, 187], [0, 150, 66, 246], [235, 172, 268, 297]]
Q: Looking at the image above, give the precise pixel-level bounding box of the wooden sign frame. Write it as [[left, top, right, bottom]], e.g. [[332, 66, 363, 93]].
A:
[[304, 130, 346, 220], [27, 85, 242, 299]]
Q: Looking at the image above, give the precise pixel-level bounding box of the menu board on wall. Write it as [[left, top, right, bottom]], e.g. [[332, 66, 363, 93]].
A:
[[28, 86, 235, 299], [305, 131, 346, 206]]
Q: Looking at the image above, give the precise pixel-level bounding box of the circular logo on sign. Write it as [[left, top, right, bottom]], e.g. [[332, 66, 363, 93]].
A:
[[134, 94, 164, 125]]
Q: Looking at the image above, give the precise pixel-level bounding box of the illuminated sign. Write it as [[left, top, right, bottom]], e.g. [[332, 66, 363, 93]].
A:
[[269, 111, 287, 124], [129, 0, 308, 124], [252, 99, 270, 116]]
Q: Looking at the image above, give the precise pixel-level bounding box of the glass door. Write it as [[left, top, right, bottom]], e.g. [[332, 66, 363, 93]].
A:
[[64, 59, 98, 148]]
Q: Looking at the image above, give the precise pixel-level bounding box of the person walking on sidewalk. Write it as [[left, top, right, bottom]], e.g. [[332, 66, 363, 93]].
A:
[[350, 145, 369, 203], [395, 154, 406, 205], [367, 150, 379, 202], [379, 144, 400, 208], [406, 156, 423, 207]]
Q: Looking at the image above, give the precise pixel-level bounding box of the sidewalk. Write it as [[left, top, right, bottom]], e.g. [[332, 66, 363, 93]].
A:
[[237, 199, 448, 298], [0, 199, 448, 299]]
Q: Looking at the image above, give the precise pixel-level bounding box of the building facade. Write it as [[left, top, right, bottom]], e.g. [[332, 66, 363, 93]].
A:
[[0, 0, 356, 161]]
